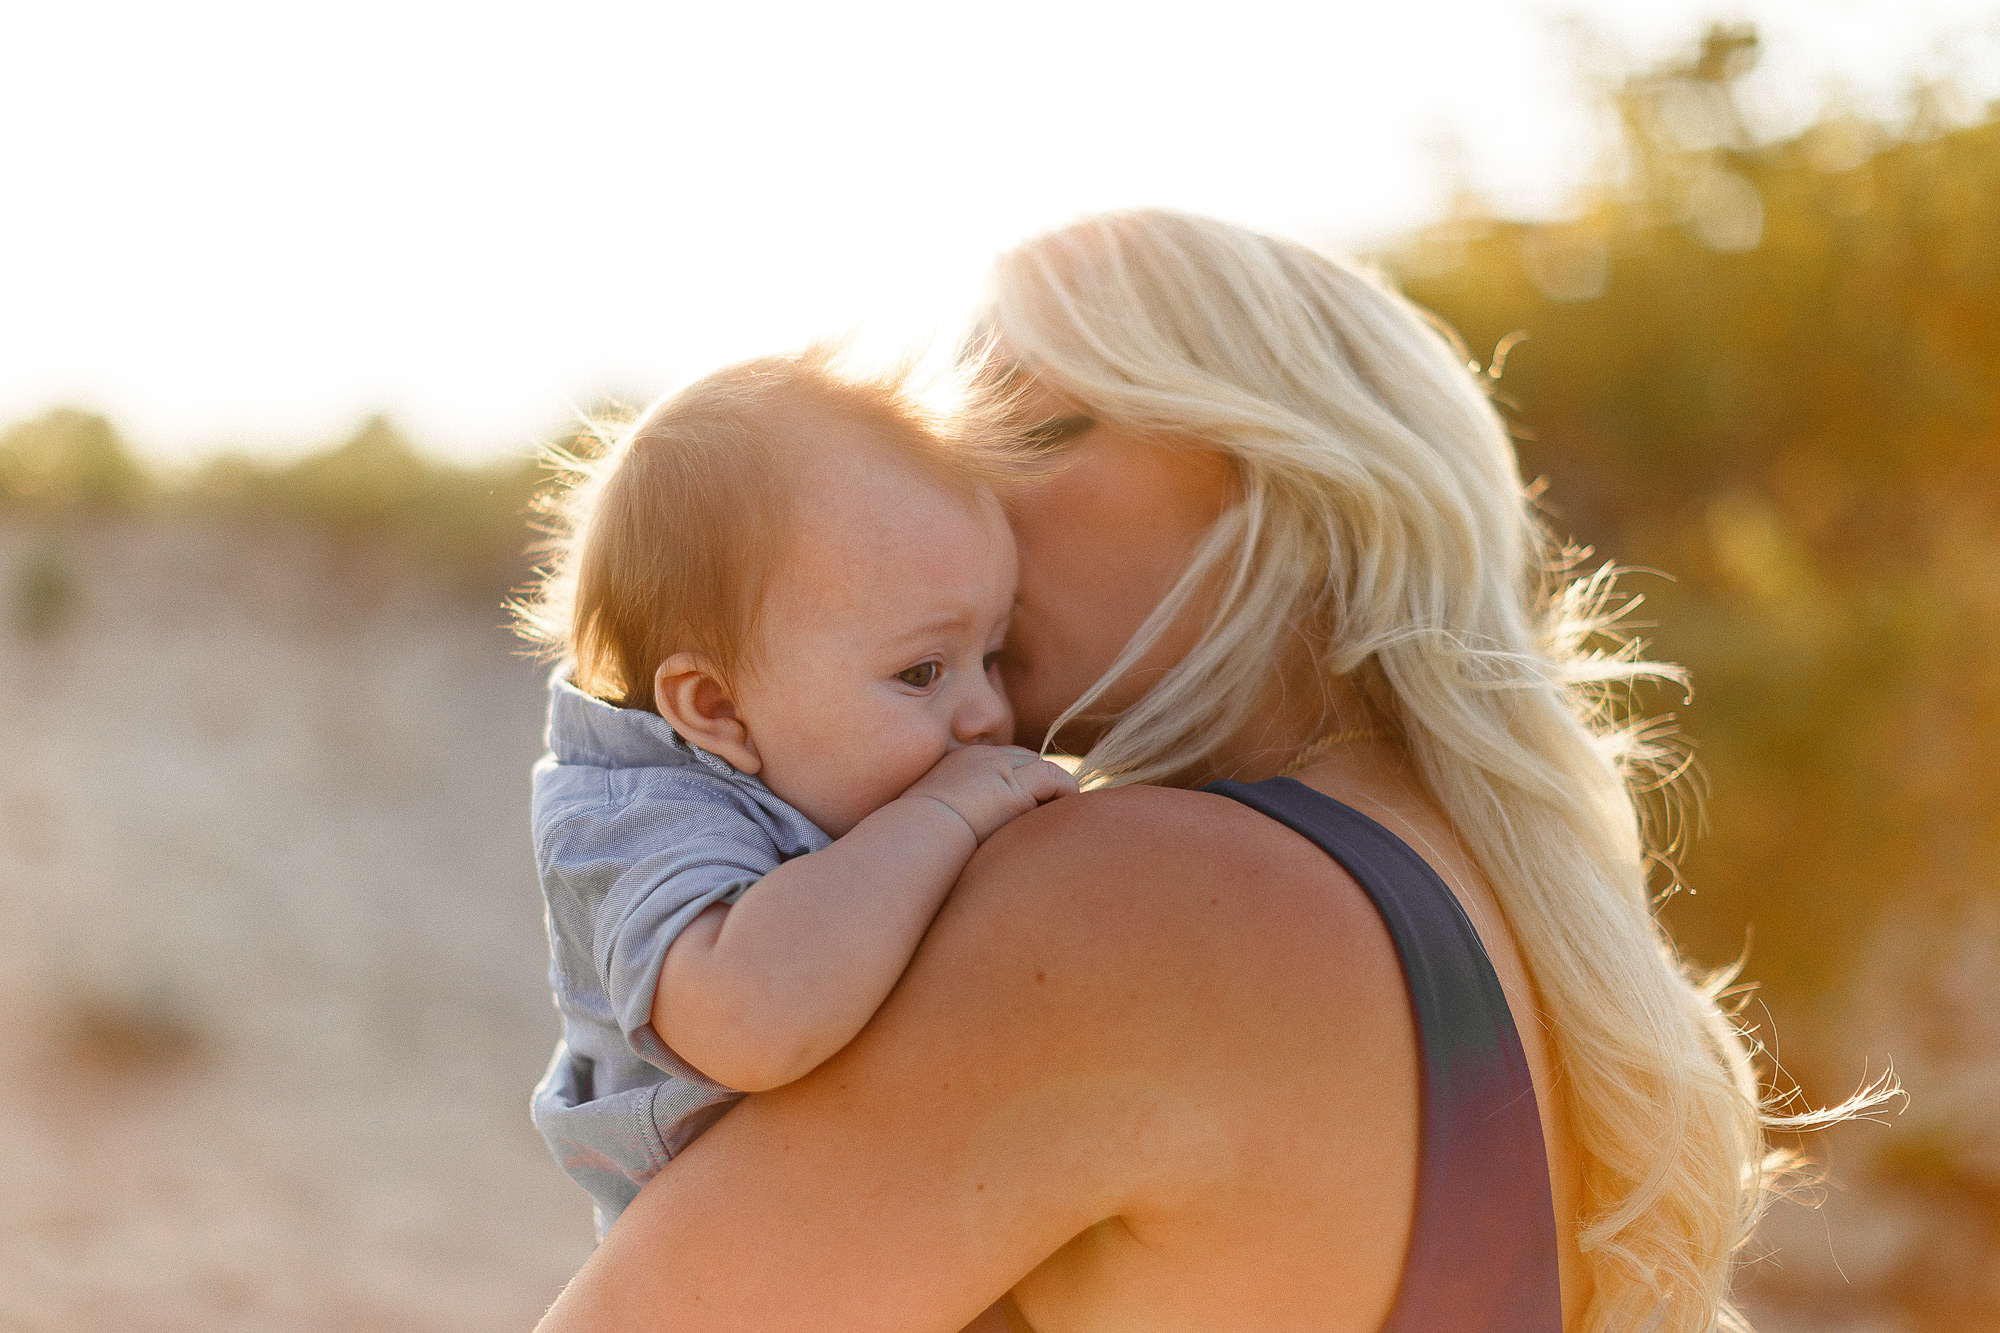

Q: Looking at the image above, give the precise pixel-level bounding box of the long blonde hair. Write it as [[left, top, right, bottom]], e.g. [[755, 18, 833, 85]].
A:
[[983, 209, 1889, 1333]]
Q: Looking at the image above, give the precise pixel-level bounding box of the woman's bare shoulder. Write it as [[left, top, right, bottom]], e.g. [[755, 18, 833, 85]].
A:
[[970, 782, 1313, 888], [901, 784, 1422, 1316], [921, 784, 1410, 1049], [963, 783, 1377, 925]]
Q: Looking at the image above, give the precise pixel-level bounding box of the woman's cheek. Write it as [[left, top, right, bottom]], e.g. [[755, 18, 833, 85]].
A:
[[1003, 631, 1109, 750], [998, 624, 1063, 744], [1005, 555, 1147, 742]]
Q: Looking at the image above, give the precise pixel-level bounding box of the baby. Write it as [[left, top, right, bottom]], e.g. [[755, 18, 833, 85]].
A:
[[516, 348, 1075, 1235]]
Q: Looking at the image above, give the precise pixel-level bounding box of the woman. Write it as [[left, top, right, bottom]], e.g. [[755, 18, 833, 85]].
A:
[[537, 211, 1810, 1332]]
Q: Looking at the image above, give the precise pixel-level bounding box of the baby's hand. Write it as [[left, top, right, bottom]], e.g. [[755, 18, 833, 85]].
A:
[[903, 745, 1079, 843]]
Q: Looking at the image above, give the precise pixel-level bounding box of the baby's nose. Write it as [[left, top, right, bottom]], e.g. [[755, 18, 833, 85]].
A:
[[954, 675, 1013, 747]]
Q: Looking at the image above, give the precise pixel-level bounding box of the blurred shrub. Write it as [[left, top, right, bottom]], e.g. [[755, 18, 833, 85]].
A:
[[0, 409, 146, 512], [1387, 25, 2000, 1003], [12, 543, 79, 640], [0, 407, 549, 594], [182, 416, 547, 593]]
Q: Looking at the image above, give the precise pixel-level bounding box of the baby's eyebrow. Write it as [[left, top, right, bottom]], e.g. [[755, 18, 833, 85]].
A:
[[897, 609, 975, 638], [884, 607, 1002, 657]]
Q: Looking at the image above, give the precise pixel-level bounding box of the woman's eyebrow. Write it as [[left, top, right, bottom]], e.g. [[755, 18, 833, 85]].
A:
[[1021, 415, 1096, 450]]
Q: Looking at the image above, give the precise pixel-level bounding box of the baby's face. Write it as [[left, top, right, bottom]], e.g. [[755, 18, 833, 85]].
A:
[[733, 425, 1017, 837]]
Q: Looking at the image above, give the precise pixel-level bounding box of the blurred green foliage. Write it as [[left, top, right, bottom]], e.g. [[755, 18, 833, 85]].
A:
[[184, 416, 545, 590], [0, 408, 546, 593], [0, 409, 146, 512], [1387, 25, 2000, 1003]]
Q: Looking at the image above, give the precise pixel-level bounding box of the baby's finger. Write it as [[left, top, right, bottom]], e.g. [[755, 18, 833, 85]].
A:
[[1014, 758, 1080, 803]]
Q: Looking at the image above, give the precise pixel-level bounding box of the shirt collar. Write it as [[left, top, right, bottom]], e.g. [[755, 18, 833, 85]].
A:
[[543, 665, 743, 779]]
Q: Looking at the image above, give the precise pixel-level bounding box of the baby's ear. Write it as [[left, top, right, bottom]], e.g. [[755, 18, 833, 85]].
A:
[[654, 654, 760, 774]]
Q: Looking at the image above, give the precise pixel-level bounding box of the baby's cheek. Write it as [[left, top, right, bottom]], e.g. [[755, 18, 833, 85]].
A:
[[852, 719, 963, 822], [767, 709, 955, 838], [784, 750, 926, 839], [755, 730, 868, 838], [871, 739, 951, 813]]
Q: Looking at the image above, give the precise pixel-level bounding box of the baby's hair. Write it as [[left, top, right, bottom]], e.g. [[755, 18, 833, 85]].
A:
[[512, 343, 1022, 711]]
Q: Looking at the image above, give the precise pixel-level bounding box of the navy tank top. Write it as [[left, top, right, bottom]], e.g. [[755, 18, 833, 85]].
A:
[[1205, 776, 1564, 1333]]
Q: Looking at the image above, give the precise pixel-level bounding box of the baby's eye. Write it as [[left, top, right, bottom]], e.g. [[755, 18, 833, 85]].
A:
[[896, 661, 940, 689]]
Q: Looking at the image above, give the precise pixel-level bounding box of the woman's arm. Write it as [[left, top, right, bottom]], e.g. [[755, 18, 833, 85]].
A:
[[536, 785, 1386, 1332]]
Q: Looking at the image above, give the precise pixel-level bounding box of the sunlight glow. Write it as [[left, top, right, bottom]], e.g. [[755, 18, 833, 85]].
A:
[[2, 0, 1994, 463]]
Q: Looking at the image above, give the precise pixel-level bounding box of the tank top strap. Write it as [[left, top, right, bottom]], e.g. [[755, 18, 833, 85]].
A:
[[1203, 776, 1563, 1333]]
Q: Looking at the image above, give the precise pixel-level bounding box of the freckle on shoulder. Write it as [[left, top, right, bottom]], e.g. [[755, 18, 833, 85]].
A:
[[929, 783, 1403, 1063], [952, 781, 1385, 975], [955, 785, 1356, 943]]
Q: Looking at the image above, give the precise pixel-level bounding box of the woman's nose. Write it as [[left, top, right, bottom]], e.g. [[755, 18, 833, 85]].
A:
[[953, 671, 1013, 747]]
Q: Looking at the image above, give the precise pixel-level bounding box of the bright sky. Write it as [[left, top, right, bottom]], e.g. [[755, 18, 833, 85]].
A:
[[3, 0, 1996, 464]]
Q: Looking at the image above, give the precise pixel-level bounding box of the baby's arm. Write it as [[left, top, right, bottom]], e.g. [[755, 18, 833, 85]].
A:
[[653, 746, 1077, 1092]]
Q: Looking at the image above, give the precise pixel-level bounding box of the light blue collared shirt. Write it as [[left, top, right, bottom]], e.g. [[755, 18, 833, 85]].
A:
[[529, 669, 830, 1236]]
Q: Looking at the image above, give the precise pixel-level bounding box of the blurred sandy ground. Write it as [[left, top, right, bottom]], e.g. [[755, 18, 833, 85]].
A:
[[0, 517, 592, 1330], [0, 514, 1993, 1331], [1735, 907, 2000, 1333]]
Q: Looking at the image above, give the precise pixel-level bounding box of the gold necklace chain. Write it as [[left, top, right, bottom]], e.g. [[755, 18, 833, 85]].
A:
[[1279, 726, 1390, 777]]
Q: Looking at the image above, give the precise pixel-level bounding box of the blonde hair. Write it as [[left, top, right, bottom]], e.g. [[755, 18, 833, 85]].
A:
[[513, 344, 1008, 708], [983, 209, 1893, 1333]]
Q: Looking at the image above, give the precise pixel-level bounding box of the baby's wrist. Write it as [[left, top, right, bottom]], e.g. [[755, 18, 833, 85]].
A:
[[901, 792, 984, 847]]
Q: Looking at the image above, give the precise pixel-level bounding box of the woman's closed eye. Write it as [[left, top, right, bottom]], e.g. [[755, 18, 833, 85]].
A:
[[1020, 415, 1096, 453], [896, 660, 941, 689]]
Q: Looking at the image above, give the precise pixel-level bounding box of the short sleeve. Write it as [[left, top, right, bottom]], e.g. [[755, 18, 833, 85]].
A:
[[536, 780, 788, 1084]]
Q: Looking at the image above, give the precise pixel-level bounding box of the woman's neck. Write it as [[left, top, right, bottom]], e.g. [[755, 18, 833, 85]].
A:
[[1190, 645, 1389, 787]]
